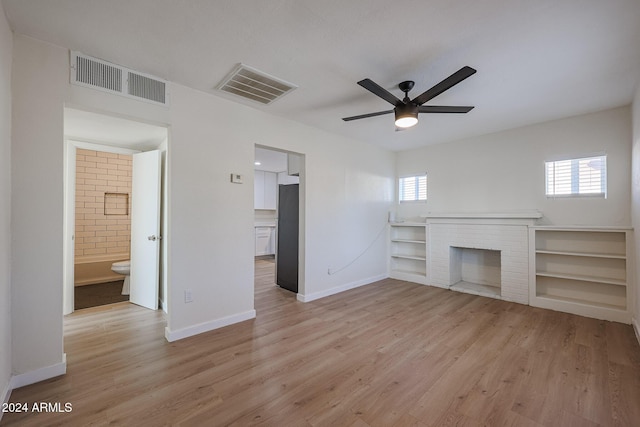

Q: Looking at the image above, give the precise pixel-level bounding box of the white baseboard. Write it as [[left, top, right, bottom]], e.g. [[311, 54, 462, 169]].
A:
[[297, 274, 387, 303], [9, 354, 67, 390], [164, 310, 256, 342], [1, 380, 10, 403], [633, 317, 640, 347], [1, 378, 11, 422]]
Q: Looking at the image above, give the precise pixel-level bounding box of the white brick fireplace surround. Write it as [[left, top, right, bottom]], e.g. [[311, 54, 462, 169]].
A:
[[422, 212, 542, 305]]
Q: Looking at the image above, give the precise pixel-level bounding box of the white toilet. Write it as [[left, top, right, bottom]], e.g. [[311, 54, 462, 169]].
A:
[[111, 260, 131, 295]]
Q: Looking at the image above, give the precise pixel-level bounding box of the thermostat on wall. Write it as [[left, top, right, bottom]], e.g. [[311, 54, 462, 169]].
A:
[[230, 173, 243, 184]]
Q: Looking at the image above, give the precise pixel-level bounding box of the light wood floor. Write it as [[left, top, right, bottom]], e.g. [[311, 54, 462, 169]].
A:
[[3, 257, 640, 426]]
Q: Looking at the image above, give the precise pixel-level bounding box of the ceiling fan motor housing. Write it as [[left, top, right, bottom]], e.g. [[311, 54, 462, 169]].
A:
[[394, 102, 419, 128]]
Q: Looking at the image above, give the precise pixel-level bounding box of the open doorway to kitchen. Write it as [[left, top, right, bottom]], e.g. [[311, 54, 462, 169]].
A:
[[253, 145, 304, 309]]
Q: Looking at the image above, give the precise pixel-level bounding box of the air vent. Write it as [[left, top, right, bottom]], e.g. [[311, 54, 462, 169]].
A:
[[70, 51, 168, 106], [74, 55, 122, 92], [216, 64, 297, 105], [128, 71, 166, 104]]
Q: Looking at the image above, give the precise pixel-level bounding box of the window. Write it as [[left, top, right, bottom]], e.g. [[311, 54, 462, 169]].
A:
[[545, 155, 606, 197], [399, 174, 427, 202]]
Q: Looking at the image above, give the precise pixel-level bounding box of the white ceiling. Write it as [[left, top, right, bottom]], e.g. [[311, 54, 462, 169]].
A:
[[5, 0, 640, 152]]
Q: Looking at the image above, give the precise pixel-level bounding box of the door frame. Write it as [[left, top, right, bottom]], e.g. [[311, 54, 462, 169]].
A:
[[63, 111, 170, 319], [253, 145, 306, 299], [63, 139, 141, 315]]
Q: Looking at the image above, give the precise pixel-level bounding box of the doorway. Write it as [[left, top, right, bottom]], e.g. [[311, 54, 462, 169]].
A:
[[72, 147, 133, 310], [253, 145, 304, 303], [63, 107, 169, 316]]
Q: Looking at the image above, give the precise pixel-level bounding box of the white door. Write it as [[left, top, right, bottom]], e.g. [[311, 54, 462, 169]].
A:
[[63, 143, 76, 315], [130, 150, 161, 310]]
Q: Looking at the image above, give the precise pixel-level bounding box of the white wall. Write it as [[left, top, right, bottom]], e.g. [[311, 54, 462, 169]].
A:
[[10, 35, 394, 377], [166, 82, 394, 331], [632, 85, 640, 337], [0, 3, 13, 406], [396, 107, 632, 226], [166, 85, 256, 332], [11, 35, 68, 380]]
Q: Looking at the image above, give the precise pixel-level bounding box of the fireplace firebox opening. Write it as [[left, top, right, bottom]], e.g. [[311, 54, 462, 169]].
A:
[[449, 247, 501, 298]]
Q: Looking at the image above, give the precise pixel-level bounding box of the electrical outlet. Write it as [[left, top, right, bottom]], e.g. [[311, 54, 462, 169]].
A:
[[184, 290, 193, 303]]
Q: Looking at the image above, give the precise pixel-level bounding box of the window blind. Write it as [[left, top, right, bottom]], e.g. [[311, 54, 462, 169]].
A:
[[399, 175, 427, 202], [545, 155, 606, 197]]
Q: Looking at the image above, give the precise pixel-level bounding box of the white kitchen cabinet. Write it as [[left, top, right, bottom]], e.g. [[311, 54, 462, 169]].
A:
[[254, 170, 277, 210], [255, 226, 276, 256], [269, 227, 275, 254]]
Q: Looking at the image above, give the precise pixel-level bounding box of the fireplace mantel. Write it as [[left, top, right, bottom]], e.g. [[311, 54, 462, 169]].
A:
[[420, 211, 542, 227], [421, 211, 542, 219]]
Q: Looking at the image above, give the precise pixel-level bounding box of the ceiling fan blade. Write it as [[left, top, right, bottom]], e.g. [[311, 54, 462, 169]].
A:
[[418, 105, 474, 113], [342, 110, 394, 121], [412, 66, 477, 106], [357, 79, 402, 106]]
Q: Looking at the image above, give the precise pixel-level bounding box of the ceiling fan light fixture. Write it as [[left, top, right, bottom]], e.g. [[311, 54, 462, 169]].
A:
[[342, 66, 476, 127], [394, 105, 419, 128]]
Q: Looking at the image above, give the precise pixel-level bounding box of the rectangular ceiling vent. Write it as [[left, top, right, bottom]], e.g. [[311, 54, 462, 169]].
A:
[[70, 51, 168, 106], [216, 64, 297, 105], [73, 54, 123, 93], [128, 71, 166, 104]]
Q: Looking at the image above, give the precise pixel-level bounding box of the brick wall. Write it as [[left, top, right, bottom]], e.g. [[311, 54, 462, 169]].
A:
[[428, 221, 530, 304], [75, 149, 132, 261]]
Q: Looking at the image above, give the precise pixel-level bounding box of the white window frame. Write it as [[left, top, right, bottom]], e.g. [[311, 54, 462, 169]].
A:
[[545, 154, 607, 198], [399, 174, 427, 203]]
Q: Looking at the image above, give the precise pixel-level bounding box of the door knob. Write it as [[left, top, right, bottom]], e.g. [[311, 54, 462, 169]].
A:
[[148, 235, 161, 241]]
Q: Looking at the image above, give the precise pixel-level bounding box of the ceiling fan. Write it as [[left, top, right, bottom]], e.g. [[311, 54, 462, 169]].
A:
[[342, 66, 476, 129]]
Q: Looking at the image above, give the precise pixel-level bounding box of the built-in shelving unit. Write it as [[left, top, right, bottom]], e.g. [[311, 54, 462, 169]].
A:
[[529, 227, 632, 323], [389, 222, 427, 285]]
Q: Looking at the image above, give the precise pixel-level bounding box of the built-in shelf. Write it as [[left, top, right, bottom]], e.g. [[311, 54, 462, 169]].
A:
[[530, 227, 632, 323], [535, 249, 626, 259], [391, 254, 427, 261], [389, 223, 427, 285], [392, 268, 426, 276], [535, 271, 626, 287], [535, 294, 626, 311], [389, 221, 427, 227]]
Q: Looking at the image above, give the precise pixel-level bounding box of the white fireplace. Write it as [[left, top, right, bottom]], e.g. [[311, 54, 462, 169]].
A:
[[423, 212, 541, 304]]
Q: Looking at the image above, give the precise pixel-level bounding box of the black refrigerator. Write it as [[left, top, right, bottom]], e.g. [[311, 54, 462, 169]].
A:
[[276, 184, 299, 293]]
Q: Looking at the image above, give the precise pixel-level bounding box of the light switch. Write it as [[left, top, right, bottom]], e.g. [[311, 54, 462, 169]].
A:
[[230, 173, 243, 184]]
